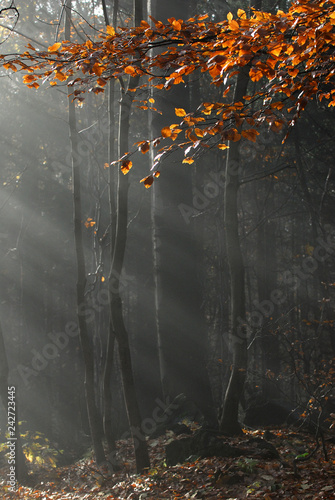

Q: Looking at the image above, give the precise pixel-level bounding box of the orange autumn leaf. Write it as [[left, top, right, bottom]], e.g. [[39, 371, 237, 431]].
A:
[[224, 129, 241, 142], [241, 129, 260, 142], [92, 63, 104, 76], [106, 25, 115, 36], [182, 157, 194, 164], [121, 160, 133, 174], [161, 126, 172, 138], [229, 20, 240, 31], [175, 108, 187, 117], [171, 19, 182, 31], [3, 62, 17, 72], [54, 71, 67, 82], [140, 175, 154, 188], [288, 68, 299, 77], [27, 82, 39, 89], [97, 77, 107, 87], [194, 128, 204, 137], [48, 42, 62, 53], [22, 74, 36, 84], [271, 101, 284, 110], [124, 65, 137, 76], [139, 141, 150, 154], [270, 120, 284, 132], [249, 67, 264, 82], [269, 46, 282, 57]]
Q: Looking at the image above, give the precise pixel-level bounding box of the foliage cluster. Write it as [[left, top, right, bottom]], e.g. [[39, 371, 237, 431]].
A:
[[1, 0, 335, 185]]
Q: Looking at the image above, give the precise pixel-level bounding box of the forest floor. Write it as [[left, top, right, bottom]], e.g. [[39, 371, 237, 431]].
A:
[[0, 427, 335, 499]]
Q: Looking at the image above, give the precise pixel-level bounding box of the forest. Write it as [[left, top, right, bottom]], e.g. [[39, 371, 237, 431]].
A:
[[0, 0, 335, 498]]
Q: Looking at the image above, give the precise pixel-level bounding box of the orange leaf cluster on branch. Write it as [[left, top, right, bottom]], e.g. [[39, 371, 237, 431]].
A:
[[2, 0, 335, 180]]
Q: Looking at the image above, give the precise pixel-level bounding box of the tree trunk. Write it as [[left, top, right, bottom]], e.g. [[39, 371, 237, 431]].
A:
[[108, 80, 150, 472], [66, 0, 106, 465], [255, 184, 280, 399], [103, 325, 116, 453], [101, 0, 118, 456], [219, 67, 250, 435], [294, 125, 335, 357], [106, 0, 150, 474]]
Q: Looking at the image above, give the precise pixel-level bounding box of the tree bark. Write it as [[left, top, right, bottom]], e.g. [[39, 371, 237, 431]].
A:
[[101, 0, 118, 456], [106, 0, 150, 474], [66, 0, 106, 464], [219, 67, 250, 435], [255, 183, 280, 399], [108, 82, 150, 472]]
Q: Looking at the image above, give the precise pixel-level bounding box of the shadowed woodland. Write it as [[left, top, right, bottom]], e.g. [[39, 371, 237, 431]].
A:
[[0, 0, 335, 498]]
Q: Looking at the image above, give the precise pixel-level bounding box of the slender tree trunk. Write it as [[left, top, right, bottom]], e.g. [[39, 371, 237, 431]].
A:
[[109, 84, 150, 473], [106, 0, 150, 474], [219, 0, 264, 437], [219, 67, 250, 435], [255, 194, 280, 399], [66, 0, 106, 464], [101, 0, 118, 456], [294, 126, 335, 356], [103, 326, 116, 453], [294, 125, 325, 287], [0, 322, 28, 484]]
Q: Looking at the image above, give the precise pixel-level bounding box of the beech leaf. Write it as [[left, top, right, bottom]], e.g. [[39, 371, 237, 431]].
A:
[[175, 108, 187, 117], [182, 157, 194, 164], [121, 160, 133, 174], [241, 129, 260, 142], [106, 25, 115, 36], [161, 126, 172, 138], [140, 175, 154, 188], [48, 42, 62, 53], [139, 141, 150, 154]]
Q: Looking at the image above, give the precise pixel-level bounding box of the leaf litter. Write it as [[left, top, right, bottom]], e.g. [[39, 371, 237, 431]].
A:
[[0, 427, 334, 499]]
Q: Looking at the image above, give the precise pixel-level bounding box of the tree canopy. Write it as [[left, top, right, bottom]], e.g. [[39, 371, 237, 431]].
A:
[[1, 0, 335, 184]]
